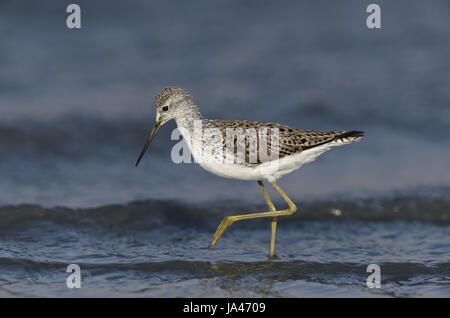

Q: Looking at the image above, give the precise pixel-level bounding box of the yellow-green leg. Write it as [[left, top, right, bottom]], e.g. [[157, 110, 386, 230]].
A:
[[269, 217, 277, 258], [208, 180, 297, 258], [258, 181, 277, 258]]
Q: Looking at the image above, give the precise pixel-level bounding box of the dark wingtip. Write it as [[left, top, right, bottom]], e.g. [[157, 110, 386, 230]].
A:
[[342, 130, 364, 138]]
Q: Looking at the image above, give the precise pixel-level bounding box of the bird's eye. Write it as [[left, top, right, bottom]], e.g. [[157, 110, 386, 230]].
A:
[[162, 106, 169, 112]]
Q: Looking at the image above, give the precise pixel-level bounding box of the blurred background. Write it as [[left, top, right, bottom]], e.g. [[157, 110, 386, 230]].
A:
[[0, 0, 449, 297], [1, 0, 449, 207]]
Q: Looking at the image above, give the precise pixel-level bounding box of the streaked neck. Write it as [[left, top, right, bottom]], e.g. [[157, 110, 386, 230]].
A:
[[174, 103, 204, 132]]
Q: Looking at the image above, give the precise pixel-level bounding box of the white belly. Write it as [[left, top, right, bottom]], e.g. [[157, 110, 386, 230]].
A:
[[197, 143, 334, 182]]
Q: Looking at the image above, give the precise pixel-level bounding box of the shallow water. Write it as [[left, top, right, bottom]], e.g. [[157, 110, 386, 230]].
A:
[[0, 0, 449, 297], [0, 197, 449, 297]]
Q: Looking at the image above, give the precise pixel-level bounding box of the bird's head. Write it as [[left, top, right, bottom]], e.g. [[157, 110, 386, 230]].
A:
[[154, 86, 194, 125], [135, 87, 195, 167]]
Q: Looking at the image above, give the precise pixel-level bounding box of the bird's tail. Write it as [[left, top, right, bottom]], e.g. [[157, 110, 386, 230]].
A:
[[331, 130, 364, 145]]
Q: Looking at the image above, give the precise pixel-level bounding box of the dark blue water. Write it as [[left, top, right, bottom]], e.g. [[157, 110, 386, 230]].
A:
[[0, 0, 449, 297]]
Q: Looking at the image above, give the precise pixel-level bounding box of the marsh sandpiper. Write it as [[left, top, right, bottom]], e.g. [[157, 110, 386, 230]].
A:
[[136, 87, 363, 258]]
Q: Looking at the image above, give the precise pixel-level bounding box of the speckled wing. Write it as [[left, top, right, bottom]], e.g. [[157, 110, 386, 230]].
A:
[[202, 120, 364, 165]]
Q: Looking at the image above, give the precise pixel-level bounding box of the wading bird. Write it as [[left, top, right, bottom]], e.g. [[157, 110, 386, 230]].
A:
[[136, 87, 363, 258]]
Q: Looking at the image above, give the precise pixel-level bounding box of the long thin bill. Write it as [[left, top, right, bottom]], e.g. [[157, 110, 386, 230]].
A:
[[135, 121, 162, 167]]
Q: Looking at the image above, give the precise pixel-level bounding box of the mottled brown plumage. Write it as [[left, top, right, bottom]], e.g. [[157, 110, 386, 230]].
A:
[[202, 119, 363, 164]]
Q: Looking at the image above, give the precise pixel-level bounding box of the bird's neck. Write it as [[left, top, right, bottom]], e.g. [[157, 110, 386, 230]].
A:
[[174, 103, 204, 134], [174, 103, 205, 155]]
